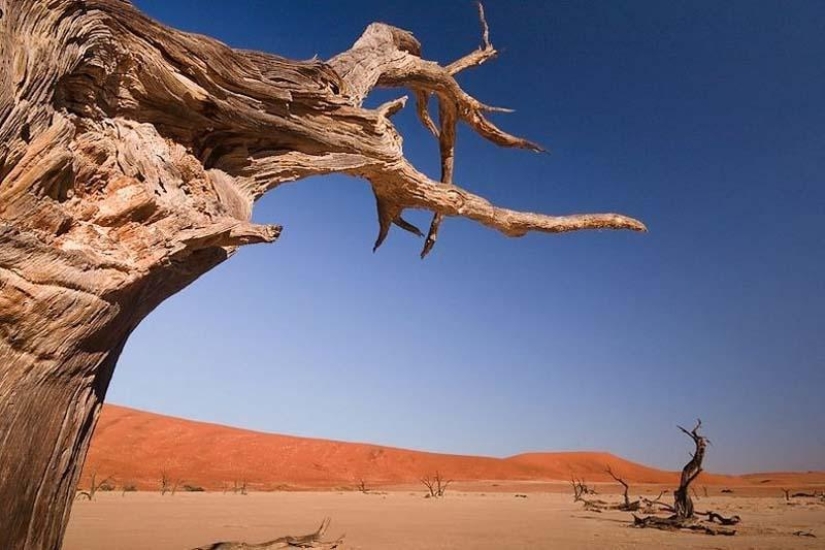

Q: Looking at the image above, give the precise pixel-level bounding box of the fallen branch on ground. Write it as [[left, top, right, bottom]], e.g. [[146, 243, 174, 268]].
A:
[[632, 514, 736, 536], [192, 518, 343, 549]]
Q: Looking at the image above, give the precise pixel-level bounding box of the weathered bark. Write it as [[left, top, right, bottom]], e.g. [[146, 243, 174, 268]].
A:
[[0, 1, 645, 548]]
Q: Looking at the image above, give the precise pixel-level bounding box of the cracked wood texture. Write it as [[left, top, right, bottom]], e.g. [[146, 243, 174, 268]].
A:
[[0, 2, 645, 548]]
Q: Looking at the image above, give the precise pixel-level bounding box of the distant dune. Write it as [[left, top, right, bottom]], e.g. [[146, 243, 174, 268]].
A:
[[81, 404, 824, 491]]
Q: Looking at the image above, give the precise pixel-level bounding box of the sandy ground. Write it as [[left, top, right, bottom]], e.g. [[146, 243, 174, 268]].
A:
[[64, 489, 825, 550]]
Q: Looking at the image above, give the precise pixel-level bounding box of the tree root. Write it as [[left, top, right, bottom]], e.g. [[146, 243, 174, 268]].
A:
[[193, 518, 343, 549]]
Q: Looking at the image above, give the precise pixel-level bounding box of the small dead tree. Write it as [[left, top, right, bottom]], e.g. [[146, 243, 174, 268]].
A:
[[639, 490, 674, 514], [356, 478, 368, 494], [570, 477, 609, 511], [160, 470, 171, 496], [232, 480, 248, 495], [421, 472, 452, 498], [570, 477, 597, 499], [121, 482, 137, 496], [76, 470, 114, 501], [605, 466, 641, 512]]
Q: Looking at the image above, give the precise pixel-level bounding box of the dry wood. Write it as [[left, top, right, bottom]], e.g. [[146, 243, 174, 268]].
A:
[[570, 477, 609, 511], [673, 419, 707, 518], [698, 511, 741, 526], [632, 514, 736, 536], [632, 420, 740, 536], [192, 518, 343, 550], [791, 491, 821, 498], [572, 468, 643, 513], [604, 466, 642, 512], [0, 2, 644, 548]]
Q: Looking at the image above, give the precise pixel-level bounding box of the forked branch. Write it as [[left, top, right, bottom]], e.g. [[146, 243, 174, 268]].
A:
[[326, 3, 645, 256]]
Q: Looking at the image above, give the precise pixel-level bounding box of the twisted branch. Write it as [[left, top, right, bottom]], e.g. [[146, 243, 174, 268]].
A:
[[327, 3, 645, 255]]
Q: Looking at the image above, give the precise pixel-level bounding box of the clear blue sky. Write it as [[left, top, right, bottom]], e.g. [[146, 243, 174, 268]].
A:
[[113, 0, 825, 474]]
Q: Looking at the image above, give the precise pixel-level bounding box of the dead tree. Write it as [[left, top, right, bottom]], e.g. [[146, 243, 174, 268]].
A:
[[121, 482, 137, 496], [160, 470, 171, 496], [232, 480, 249, 496], [76, 470, 114, 501], [0, 1, 645, 548], [639, 490, 674, 514], [605, 466, 641, 512], [672, 419, 706, 518], [633, 420, 740, 536], [356, 479, 368, 494], [572, 468, 643, 513], [193, 518, 343, 550], [570, 477, 608, 511], [570, 477, 597, 498], [421, 472, 452, 498]]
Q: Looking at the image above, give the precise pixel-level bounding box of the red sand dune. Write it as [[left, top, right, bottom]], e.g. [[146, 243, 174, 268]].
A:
[[82, 404, 823, 491]]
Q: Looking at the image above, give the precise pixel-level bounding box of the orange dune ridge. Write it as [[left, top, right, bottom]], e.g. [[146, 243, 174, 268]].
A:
[[81, 404, 822, 491]]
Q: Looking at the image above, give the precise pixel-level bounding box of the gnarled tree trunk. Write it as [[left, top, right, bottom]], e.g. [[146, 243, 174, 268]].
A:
[[0, 2, 644, 548]]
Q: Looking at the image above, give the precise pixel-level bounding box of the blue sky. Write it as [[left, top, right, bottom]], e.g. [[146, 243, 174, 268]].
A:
[[114, 1, 825, 474]]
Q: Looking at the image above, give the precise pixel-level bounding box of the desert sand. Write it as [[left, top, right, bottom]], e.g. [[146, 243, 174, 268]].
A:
[[66, 405, 825, 548], [64, 490, 824, 550]]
